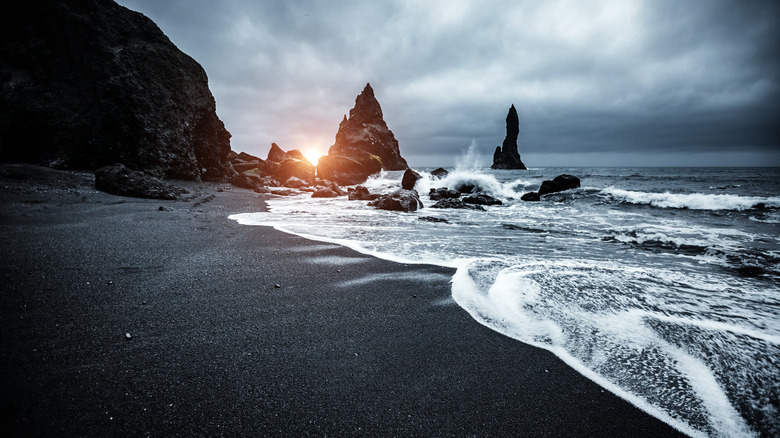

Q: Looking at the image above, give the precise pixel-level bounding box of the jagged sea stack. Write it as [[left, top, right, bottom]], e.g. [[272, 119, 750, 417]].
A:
[[317, 84, 408, 185], [491, 105, 527, 170], [0, 0, 233, 180]]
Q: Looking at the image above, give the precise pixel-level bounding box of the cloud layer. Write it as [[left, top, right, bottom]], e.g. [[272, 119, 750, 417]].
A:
[[117, 0, 779, 166]]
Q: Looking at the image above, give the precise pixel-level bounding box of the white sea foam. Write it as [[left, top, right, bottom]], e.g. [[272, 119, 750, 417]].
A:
[[336, 272, 452, 288], [303, 255, 369, 265], [604, 188, 780, 210], [450, 258, 778, 436], [229, 166, 780, 437], [450, 261, 704, 437], [668, 344, 755, 437]]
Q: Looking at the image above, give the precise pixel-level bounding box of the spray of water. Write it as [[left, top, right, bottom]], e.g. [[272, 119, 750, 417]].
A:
[[455, 140, 485, 171]]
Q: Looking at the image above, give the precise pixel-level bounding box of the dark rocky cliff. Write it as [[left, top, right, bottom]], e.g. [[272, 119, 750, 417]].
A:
[[0, 0, 234, 181], [491, 104, 527, 170]]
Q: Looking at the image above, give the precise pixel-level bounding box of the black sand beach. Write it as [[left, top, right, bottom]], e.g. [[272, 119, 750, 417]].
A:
[[0, 166, 686, 436]]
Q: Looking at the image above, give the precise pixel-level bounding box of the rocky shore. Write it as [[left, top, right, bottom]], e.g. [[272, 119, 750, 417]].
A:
[[0, 165, 685, 436]]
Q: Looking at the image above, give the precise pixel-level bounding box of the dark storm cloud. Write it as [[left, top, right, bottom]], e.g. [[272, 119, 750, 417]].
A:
[[117, 0, 779, 166]]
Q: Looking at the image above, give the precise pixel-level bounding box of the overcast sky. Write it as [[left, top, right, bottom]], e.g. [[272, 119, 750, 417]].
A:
[[116, 0, 779, 167]]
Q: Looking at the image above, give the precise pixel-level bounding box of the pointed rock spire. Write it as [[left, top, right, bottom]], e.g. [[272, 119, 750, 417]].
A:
[[349, 83, 383, 122], [318, 83, 408, 185], [491, 104, 527, 169]]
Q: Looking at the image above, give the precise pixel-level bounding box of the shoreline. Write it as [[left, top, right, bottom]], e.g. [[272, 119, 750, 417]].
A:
[[0, 167, 686, 436]]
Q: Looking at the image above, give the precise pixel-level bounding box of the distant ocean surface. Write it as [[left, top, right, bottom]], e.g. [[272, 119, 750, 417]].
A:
[[231, 164, 780, 437]]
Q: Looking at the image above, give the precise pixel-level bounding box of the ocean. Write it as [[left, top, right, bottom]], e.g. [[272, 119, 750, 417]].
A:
[[230, 165, 780, 437]]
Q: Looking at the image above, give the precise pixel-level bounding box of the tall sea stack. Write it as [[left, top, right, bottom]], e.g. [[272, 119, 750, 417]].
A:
[[491, 104, 527, 170], [0, 0, 234, 181], [317, 83, 408, 185]]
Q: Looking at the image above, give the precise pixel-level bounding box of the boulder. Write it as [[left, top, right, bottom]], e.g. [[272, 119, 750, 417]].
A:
[[455, 182, 477, 194], [271, 189, 300, 196], [267, 143, 288, 162], [311, 188, 340, 198], [232, 161, 265, 173], [348, 185, 380, 201], [538, 174, 581, 195], [520, 192, 541, 202], [431, 168, 449, 179], [0, 0, 234, 180], [317, 152, 382, 186], [95, 163, 183, 200], [491, 105, 527, 170], [463, 194, 503, 206], [429, 187, 461, 201], [419, 216, 450, 223], [231, 172, 266, 190], [430, 199, 485, 211], [401, 168, 422, 190], [260, 176, 281, 187], [283, 176, 308, 188], [285, 149, 309, 162], [264, 144, 315, 184], [315, 179, 346, 196], [231, 151, 266, 173], [368, 189, 423, 212]]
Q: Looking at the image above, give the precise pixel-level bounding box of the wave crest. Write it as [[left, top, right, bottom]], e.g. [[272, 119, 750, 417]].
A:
[[603, 188, 780, 210]]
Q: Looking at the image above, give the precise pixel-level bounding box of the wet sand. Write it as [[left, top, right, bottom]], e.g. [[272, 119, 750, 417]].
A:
[[0, 165, 686, 436]]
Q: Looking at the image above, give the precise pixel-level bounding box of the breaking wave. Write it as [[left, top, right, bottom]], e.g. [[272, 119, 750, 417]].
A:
[[603, 188, 780, 211], [229, 165, 780, 436]]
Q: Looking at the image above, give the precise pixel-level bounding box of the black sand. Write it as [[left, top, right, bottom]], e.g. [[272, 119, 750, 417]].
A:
[[0, 166, 686, 436]]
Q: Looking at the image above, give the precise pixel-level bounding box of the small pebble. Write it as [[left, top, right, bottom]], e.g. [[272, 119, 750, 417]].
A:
[[125, 333, 132, 339], [274, 284, 281, 289]]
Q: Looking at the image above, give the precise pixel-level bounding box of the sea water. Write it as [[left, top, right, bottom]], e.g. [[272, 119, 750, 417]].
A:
[[230, 165, 780, 437]]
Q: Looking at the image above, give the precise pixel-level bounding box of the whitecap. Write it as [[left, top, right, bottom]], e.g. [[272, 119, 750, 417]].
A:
[[603, 188, 780, 211]]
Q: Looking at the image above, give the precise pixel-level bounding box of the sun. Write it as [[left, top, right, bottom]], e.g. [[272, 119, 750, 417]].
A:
[[302, 147, 325, 165]]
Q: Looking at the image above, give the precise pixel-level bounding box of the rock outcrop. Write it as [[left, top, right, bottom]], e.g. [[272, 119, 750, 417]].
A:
[[520, 174, 581, 202], [491, 105, 527, 170], [311, 188, 340, 198], [0, 0, 234, 181], [347, 186, 381, 201], [538, 174, 581, 195], [266, 143, 315, 184], [430, 168, 449, 179], [94, 163, 183, 200], [401, 169, 422, 190], [429, 188, 461, 201], [315, 152, 381, 186], [463, 194, 503, 206], [232, 152, 265, 173], [228, 144, 314, 190], [430, 199, 485, 211], [368, 189, 422, 212], [232, 171, 266, 191], [318, 84, 408, 185], [520, 192, 541, 202]]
